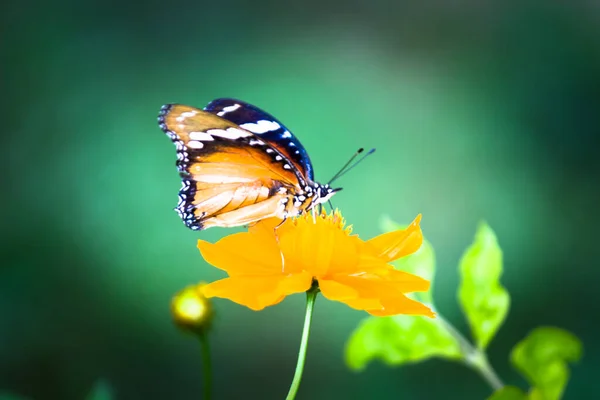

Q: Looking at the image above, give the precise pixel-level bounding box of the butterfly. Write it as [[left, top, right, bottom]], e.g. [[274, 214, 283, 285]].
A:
[[158, 98, 341, 231]]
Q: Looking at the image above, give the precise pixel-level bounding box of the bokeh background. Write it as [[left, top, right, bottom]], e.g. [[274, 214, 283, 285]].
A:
[[2, 1, 599, 399]]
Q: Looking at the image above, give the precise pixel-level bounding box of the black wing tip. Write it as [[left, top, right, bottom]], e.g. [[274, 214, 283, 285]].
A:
[[179, 208, 205, 230], [158, 104, 185, 152], [174, 210, 204, 230], [177, 210, 204, 231], [157, 105, 169, 129], [174, 179, 205, 231], [209, 97, 247, 105], [157, 104, 174, 131], [174, 204, 205, 231], [158, 103, 174, 117]]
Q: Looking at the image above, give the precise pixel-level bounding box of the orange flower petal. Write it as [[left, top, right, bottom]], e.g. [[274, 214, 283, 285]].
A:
[[197, 232, 286, 276], [372, 268, 431, 292], [319, 279, 383, 310], [278, 214, 359, 277], [248, 217, 294, 237], [367, 295, 435, 317], [319, 279, 359, 301], [202, 272, 312, 311], [366, 214, 423, 262], [325, 274, 433, 317], [342, 297, 384, 311], [346, 255, 431, 292], [277, 271, 313, 293]]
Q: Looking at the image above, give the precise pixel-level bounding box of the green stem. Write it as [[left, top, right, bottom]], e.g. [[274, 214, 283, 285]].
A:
[[285, 287, 319, 400], [434, 311, 504, 391], [473, 353, 504, 392], [199, 332, 212, 400]]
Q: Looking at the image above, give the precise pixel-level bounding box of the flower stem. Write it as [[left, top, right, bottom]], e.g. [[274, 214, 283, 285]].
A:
[[435, 312, 504, 391], [199, 332, 212, 399], [285, 287, 319, 400]]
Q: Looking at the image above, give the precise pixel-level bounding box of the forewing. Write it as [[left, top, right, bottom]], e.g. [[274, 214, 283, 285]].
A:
[[204, 98, 315, 181]]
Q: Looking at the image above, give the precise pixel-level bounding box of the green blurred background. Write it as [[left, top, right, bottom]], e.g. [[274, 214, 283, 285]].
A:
[[2, 1, 599, 399]]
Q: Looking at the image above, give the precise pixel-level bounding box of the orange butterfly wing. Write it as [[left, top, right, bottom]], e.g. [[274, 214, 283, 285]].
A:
[[159, 104, 304, 230]]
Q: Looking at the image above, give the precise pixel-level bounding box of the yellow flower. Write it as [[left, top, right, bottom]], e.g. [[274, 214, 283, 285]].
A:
[[171, 282, 214, 333], [198, 211, 434, 317]]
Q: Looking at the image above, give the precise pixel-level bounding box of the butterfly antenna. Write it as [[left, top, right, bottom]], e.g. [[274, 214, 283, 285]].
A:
[[328, 148, 376, 185], [327, 148, 364, 185]]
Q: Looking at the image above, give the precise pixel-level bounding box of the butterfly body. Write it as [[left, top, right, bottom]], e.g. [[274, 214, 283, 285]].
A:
[[158, 99, 337, 230]]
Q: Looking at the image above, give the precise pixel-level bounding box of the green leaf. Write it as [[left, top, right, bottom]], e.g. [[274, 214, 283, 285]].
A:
[[487, 386, 528, 400], [510, 327, 583, 400], [380, 215, 436, 303], [458, 221, 509, 349], [345, 315, 461, 371], [528, 388, 546, 400], [85, 380, 114, 400]]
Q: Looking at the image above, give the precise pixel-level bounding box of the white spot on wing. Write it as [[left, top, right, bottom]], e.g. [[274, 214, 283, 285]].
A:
[[177, 111, 198, 122], [282, 131, 292, 138], [189, 131, 214, 141], [240, 120, 281, 134], [188, 141, 204, 149], [216, 104, 241, 117], [249, 139, 265, 145]]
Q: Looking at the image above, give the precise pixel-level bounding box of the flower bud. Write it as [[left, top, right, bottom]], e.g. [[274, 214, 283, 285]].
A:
[[171, 282, 213, 334]]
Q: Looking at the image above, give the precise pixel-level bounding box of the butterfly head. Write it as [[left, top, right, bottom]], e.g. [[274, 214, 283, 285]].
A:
[[296, 182, 342, 211]]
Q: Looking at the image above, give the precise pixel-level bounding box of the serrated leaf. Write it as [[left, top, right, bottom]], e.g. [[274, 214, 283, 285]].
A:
[[510, 327, 583, 400], [487, 386, 528, 400], [345, 314, 461, 371], [458, 222, 509, 349], [85, 380, 113, 400], [380, 215, 436, 303]]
